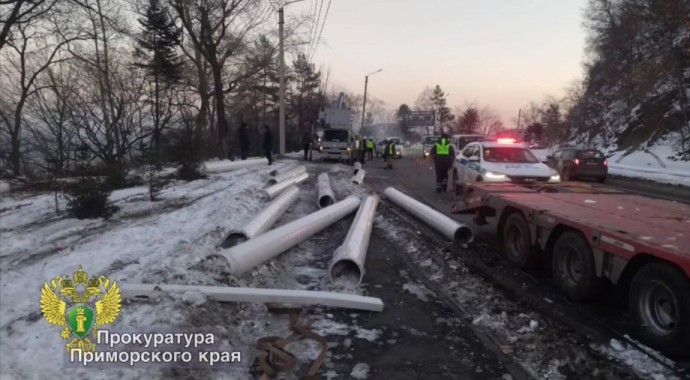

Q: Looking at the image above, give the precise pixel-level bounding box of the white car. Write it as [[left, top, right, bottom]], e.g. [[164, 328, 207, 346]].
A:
[[455, 139, 561, 184]]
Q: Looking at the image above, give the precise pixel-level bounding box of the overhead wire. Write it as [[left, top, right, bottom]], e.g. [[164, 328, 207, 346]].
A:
[[309, 0, 331, 61], [307, 0, 324, 58]]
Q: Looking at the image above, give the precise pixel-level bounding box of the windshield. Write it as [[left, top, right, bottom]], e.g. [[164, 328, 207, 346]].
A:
[[483, 147, 539, 163], [577, 150, 604, 159], [322, 130, 350, 142], [423, 137, 439, 145]]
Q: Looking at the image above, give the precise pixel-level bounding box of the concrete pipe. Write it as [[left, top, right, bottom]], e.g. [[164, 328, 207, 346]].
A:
[[205, 158, 266, 174], [352, 169, 366, 185], [216, 196, 361, 277], [262, 171, 309, 200], [222, 186, 300, 248], [267, 165, 306, 185], [269, 163, 296, 177], [317, 173, 335, 208], [383, 187, 474, 244], [353, 162, 362, 175], [329, 195, 379, 287]]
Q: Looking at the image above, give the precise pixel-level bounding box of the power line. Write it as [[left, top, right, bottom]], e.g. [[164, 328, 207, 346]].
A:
[[306, 0, 318, 54], [310, 0, 331, 61], [308, 0, 324, 58]]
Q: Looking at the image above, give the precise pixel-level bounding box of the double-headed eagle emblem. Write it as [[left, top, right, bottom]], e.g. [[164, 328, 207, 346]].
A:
[[40, 266, 121, 352]]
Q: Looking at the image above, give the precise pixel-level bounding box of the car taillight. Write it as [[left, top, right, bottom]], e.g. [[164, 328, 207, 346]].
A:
[[573, 158, 580, 165], [603, 159, 607, 166]]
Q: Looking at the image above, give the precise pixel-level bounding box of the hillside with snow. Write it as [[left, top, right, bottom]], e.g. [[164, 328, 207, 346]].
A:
[[566, 0, 690, 161]]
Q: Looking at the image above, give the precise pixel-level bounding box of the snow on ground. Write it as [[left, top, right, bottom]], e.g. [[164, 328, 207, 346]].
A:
[[0, 158, 379, 380], [531, 147, 690, 186], [592, 339, 681, 380]]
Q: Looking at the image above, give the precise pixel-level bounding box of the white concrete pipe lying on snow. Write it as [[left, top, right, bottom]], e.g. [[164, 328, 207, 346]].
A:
[[262, 171, 309, 200], [384, 187, 474, 244], [317, 173, 335, 208], [353, 161, 362, 175], [269, 163, 296, 177], [120, 283, 384, 312], [223, 186, 300, 247], [205, 158, 266, 173], [267, 165, 306, 185], [352, 169, 366, 185], [329, 195, 379, 286], [216, 196, 361, 277]]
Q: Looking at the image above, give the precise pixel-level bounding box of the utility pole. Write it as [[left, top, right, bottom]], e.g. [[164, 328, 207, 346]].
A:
[[517, 108, 522, 131], [278, 0, 304, 157], [360, 69, 382, 132]]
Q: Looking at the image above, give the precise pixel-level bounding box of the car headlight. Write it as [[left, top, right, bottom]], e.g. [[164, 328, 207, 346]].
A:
[[549, 173, 561, 182], [485, 171, 507, 180]]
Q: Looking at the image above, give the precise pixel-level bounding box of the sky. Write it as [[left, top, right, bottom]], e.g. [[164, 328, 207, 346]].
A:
[[289, 0, 588, 125]]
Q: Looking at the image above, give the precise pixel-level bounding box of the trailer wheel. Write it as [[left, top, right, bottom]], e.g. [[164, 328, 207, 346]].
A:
[[552, 231, 601, 301], [502, 213, 535, 268], [629, 263, 690, 355]]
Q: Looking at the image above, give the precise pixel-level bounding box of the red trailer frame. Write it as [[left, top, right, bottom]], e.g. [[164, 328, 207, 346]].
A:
[[451, 182, 690, 355]]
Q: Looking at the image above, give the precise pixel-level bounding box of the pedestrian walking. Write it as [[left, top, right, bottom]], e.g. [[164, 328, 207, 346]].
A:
[[238, 122, 250, 160], [301, 132, 311, 161], [385, 139, 395, 169], [263, 125, 273, 165]]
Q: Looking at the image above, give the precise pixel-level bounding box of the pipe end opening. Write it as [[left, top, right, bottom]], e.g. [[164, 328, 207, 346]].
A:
[[319, 195, 334, 208], [267, 179, 278, 186], [221, 232, 248, 248], [454, 226, 474, 244], [330, 259, 363, 288]]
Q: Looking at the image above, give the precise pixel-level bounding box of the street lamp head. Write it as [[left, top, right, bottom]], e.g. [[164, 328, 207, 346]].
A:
[[366, 69, 383, 77]]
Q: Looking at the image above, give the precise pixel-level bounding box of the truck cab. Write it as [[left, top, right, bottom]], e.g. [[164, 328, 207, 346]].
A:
[[320, 129, 356, 164]]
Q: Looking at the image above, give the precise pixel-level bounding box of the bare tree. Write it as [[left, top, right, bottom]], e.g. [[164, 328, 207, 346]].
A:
[[170, 0, 274, 159], [477, 106, 501, 137], [0, 2, 85, 176], [0, 0, 59, 51]]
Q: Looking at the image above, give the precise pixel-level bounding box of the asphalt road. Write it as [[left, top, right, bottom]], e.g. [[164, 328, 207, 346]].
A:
[[331, 147, 690, 378]]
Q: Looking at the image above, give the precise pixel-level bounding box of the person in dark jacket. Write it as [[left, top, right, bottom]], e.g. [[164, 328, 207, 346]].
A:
[[430, 131, 455, 192], [301, 132, 311, 161], [263, 125, 273, 165], [238, 122, 250, 160]]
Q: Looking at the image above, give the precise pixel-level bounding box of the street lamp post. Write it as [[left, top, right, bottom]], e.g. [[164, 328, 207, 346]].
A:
[[278, 0, 305, 157], [360, 69, 382, 132]]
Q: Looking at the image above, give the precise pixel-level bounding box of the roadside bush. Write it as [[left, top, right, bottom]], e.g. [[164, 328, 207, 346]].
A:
[[177, 162, 205, 181], [65, 177, 118, 219]]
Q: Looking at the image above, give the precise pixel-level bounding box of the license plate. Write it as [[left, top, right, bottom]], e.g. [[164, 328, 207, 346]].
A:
[[586, 162, 598, 165]]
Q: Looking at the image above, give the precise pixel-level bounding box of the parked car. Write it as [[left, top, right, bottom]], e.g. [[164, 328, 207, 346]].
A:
[[545, 148, 608, 182], [421, 136, 439, 158]]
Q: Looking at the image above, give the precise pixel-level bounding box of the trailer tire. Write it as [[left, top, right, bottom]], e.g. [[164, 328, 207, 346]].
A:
[[552, 231, 601, 301], [502, 213, 536, 268], [629, 263, 690, 356]]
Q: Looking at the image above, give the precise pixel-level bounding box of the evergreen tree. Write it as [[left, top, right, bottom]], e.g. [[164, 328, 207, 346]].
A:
[[458, 107, 479, 134], [134, 0, 183, 158], [429, 85, 454, 133], [396, 104, 412, 137]]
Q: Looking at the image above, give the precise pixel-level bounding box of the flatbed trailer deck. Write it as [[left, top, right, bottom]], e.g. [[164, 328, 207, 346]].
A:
[[451, 182, 690, 356]]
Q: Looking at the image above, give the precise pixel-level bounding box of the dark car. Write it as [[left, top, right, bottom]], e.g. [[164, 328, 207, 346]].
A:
[[545, 148, 608, 182]]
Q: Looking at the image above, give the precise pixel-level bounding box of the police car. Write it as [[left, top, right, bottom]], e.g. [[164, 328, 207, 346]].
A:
[[454, 138, 561, 184]]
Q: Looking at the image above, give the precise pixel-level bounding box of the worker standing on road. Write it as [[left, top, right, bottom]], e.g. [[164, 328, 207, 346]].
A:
[[385, 139, 395, 169], [359, 136, 366, 164], [430, 131, 455, 192], [263, 125, 273, 165], [366, 138, 375, 160]]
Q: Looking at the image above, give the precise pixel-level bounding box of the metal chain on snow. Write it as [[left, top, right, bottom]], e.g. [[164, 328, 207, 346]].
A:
[[255, 304, 328, 380]]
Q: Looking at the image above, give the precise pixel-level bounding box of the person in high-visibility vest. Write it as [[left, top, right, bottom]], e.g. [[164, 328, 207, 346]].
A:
[[366, 138, 375, 160], [430, 132, 455, 192], [385, 139, 396, 169]]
